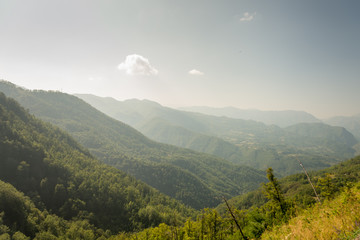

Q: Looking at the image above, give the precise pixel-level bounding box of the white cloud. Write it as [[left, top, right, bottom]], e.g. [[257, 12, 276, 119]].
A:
[[118, 54, 158, 76], [239, 12, 256, 22], [188, 69, 204, 76]]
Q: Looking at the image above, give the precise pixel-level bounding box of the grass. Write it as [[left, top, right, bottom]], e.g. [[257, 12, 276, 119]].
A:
[[261, 183, 360, 240]]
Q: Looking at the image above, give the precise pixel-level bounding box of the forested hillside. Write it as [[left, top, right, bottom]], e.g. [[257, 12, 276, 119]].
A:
[[216, 154, 360, 214], [0, 80, 267, 209], [116, 155, 360, 239], [0, 93, 200, 238], [0, 93, 198, 232], [76, 94, 357, 176], [0, 180, 113, 239]]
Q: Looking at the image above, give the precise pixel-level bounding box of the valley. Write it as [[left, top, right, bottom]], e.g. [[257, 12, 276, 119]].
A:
[[0, 80, 359, 239], [76, 94, 358, 176], [1, 1, 359, 238]]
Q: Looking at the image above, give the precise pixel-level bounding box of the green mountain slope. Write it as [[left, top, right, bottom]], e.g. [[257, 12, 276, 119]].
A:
[[139, 117, 243, 158], [0, 91, 195, 233], [284, 122, 357, 156], [0, 80, 267, 209], [216, 154, 360, 215], [123, 176, 360, 240], [0, 180, 112, 239], [75, 94, 357, 176], [113, 155, 360, 239]]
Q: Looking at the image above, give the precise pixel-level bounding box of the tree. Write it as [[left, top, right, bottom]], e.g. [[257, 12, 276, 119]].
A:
[[263, 168, 286, 215]]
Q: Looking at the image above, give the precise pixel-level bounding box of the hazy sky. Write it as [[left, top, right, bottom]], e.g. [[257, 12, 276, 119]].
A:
[[0, 0, 359, 118]]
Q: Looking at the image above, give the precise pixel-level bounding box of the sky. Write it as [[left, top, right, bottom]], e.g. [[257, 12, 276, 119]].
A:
[[0, 0, 359, 119]]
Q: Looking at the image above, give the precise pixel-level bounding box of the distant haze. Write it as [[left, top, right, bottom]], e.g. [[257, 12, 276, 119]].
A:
[[179, 106, 321, 127], [0, 0, 359, 118]]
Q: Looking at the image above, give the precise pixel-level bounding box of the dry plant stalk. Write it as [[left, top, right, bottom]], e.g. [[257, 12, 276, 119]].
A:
[[296, 156, 321, 204], [222, 196, 248, 240]]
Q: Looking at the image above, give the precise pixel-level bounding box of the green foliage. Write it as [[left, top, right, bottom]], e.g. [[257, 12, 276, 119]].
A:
[[0, 91, 195, 234], [317, 173, 336, 200], [0, 180, 108, 239], [263, 168, 286, 215], [122, 158, 360, 239], [217, 155, 360, 216], [117, 209, 241, 240]]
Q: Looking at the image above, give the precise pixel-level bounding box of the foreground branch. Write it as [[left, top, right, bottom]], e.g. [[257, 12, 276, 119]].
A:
[[222, 196, 248, 240], [296, 156, 321, 204]]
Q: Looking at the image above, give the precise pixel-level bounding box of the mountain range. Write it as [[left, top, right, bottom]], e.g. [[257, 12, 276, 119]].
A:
[[181, 106, 360, 143], [0, 80, 267, 209], [1, 80, 360, 239], [180, 106, 321, 127], [75, 94, 358, 176]]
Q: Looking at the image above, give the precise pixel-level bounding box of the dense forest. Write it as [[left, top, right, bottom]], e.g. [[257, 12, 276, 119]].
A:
[[0, 92, 195, 238], [0, 81, 267, 209]]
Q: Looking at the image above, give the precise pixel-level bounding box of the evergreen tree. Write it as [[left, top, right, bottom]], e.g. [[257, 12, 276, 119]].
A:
[[263, 168, 286, 215]]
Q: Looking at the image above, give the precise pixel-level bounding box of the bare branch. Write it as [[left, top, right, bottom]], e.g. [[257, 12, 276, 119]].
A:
[[222, 196, 248, 240]]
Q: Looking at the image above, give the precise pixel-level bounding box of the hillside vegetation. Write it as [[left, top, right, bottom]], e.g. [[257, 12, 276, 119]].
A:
[[0, 80, 267, 209], [114, 155, 360, 239], [0, 179, 110, 239], [216, 154, 360, 214], [112, 180, 360, 240], [76, 94, 358, 176], [261, 184, 360, 239], [0, 92, 195, 236]]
